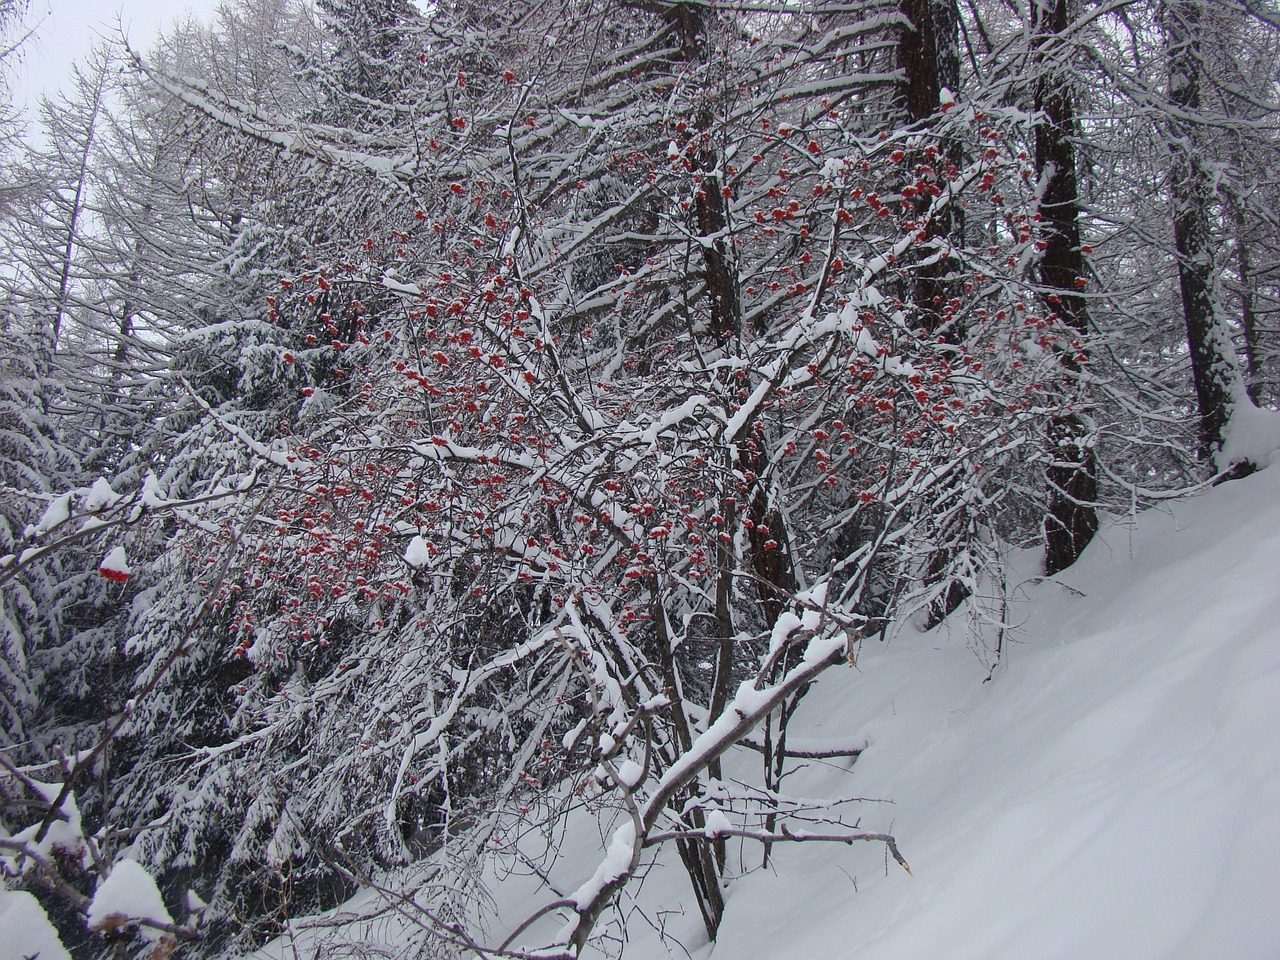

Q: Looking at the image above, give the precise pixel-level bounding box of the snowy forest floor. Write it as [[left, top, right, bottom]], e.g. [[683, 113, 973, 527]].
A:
[[257, 464, 1280, 960]]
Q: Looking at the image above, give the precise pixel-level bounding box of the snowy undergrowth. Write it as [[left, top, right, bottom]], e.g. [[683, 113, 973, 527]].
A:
[[254, 465, 1280, 960]]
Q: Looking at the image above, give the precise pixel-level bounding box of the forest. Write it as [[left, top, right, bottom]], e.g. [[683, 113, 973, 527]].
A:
[[1, 0, 1278, 956]]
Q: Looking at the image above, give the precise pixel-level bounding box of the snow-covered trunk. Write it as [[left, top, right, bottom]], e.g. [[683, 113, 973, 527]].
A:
[[1031, 0, 1099, 575], [1163, 0, 1258, 477]]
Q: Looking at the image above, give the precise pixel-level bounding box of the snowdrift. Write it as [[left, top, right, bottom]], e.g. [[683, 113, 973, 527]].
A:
[[645, 467, 1280, 960], [243, 465, 1280, 960]]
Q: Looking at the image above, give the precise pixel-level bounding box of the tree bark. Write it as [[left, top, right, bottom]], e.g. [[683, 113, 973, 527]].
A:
[[898, 0, 972, 620], [897, 0, 961, 335], [1031, 0, 1099, 575], [1164, 0, 1258, 477], [897, 0, 959, 125]]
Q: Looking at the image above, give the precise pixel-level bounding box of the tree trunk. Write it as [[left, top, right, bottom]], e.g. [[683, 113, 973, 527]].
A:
[[897, 0, 961, 334], [1031, 0, 1099, 575], [897, 0, 959, 125], [1163, 0, 1258, 477], [898, 0, 972, 621]]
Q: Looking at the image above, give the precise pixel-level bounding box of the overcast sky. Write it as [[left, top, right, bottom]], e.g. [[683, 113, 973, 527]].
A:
[[10, 0, 220, 113]]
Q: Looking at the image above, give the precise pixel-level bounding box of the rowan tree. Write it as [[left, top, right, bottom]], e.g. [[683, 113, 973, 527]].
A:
[[4, 0, 1278, 956]]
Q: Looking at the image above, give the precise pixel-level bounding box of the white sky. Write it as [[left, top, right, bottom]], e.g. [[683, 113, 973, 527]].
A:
[[9, 0, 221, 112]]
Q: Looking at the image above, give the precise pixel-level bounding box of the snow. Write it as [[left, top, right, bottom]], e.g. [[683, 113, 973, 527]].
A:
[[1219, 400, 1280, 471], [570, 820, 636, 909], [86, 858, 174, 940], [241, 462, 1280, 960], [403, 535, 432, 568], [3, 786, 86, 871], [658, 465, 1280, 960], [81, 477, 119, 511], [98, 545, 131, 581], [614, 759, 644, 789], [34, 493, 71, 534], [186, 889, 208, 915], [480, 464, 1280, 960], [767, 582, 829, 658], [140, 472, 167, 509], [800, 624, 846, 667], [703, 810, 733, 838], [0, 890, 71, 960]]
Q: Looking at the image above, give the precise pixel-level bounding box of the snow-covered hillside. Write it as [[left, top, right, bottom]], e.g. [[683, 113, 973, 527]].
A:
[[50, 463, 1270, 960], [616, 466, 1280, 960], [238, 463, 1280, 960]]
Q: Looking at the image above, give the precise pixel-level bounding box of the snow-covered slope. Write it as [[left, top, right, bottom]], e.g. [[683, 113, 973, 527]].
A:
[[205, 465, 1280, 960], [668, 467, 1280, 960]]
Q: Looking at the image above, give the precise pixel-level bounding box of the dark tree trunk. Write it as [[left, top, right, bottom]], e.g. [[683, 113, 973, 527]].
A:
[[897, 0, 961, 335], [897, 0, 959, 125], [743, 458, 798, 629], [645, 2, 740, 938], [1235, 218, 1262, 404], [1031, 0, 1099, 575], [899, 0, 972, 621], [668, 5, 741, 343], [1164, 0, 1257, 477]]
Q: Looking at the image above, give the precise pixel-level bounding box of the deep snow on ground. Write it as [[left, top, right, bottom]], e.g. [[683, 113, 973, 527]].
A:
[[25, 463, 1271, 960], [246, 463, 1280, 960], [641, 466, 1280, 960]]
